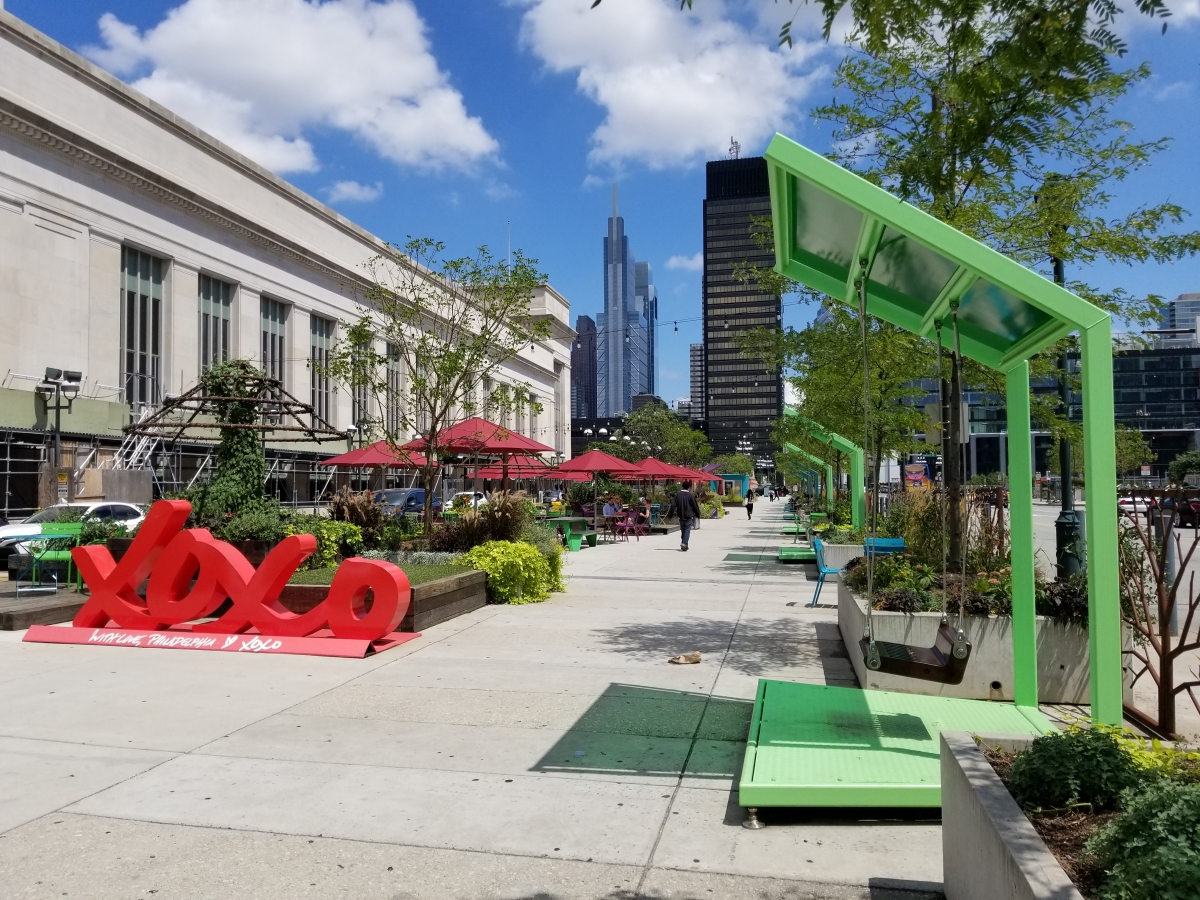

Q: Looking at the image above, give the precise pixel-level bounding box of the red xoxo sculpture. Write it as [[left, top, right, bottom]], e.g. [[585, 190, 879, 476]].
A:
[[24, 500, 416, 657]]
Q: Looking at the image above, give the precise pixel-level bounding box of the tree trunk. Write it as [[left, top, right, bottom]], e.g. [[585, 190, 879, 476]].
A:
[[421, 457, 437, 538], [947, 356, 963, 563]]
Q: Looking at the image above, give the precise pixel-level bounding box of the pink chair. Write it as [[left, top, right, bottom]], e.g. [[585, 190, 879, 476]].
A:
[[617, 511, 646, 541]]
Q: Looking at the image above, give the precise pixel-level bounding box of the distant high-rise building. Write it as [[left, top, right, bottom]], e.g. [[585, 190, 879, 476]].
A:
[[635, 262, 658, 395], [702, 157, 783, 458], [676, 398, 694, 418], [596, 184, 651, 416], [689, 343, 705, 421], [1161, 293, 1200, 329], [571, 315, 597, 419]]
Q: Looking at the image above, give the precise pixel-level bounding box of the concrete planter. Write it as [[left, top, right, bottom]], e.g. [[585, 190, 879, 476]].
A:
[[280, 569, 487, 633], [941, 731, 1083, 900], [838, 580, 1092, 703], [820, 543, 865, 573]]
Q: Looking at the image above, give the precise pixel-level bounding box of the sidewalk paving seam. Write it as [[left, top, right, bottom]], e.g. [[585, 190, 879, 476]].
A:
[[632, 536, 759, 897]]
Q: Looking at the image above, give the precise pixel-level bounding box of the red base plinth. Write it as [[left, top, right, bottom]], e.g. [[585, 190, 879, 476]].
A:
[[23, 624, 421, 658]]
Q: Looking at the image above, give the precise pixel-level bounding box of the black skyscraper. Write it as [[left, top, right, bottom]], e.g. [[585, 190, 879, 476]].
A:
[[571, 315, 597, 419], [703, 157, 783, 459]]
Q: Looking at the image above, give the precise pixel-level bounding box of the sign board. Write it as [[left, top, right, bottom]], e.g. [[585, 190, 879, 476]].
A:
[[57, 471, 68, 500], [23, 499, 422, 658]]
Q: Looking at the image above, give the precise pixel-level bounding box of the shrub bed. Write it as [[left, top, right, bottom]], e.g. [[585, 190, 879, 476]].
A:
[[986, 726, 1200, 899]]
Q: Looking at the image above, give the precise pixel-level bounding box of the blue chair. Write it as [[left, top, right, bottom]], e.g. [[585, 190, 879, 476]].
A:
[[864, 537, 906, 557], [810, 538, 843, 607]]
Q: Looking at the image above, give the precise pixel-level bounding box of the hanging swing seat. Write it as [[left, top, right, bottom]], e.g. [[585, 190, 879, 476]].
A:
[[859, 621, 971, 685]]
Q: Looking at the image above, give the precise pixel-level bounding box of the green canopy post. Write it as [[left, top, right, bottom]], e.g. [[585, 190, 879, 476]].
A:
[[764, 133, 1121, 723]]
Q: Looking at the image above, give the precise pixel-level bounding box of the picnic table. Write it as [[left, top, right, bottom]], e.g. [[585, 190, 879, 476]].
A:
[[555, 516, 598, 552], [11, 523, 83, 596]]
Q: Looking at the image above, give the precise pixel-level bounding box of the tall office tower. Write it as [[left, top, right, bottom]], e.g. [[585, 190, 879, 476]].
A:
[[571, 315, 597, 419], [689, 342, 706, 421], [635, 262, 658, 395], [702, 157, 783, 457], [596, 184, 651, 416]]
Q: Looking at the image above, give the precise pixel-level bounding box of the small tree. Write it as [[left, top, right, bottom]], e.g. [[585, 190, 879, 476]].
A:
[[616, 404, 712, 468], [329, 239, 550, 532], [711, 454, 754, 476], [1121, 495, 1200, 737]]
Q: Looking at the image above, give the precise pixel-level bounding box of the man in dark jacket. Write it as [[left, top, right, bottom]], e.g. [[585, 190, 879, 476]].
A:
[[667, 483, 703, 551]]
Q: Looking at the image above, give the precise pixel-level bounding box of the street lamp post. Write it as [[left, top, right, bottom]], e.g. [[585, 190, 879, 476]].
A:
[[35, 368, 82, 470], [1052, 257, 1083, 578]]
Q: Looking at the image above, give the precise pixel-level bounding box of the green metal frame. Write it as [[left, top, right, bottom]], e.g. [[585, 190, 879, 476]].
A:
[[783, 411, 866, 528], [765, 133, 1121, 723], [784, 443, 833, 502]]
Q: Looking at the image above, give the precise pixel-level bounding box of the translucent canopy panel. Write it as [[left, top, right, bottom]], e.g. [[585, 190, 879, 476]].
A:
[[766, 135, 1107, 372]]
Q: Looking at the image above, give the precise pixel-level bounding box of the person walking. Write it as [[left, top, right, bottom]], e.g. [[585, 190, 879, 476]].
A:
[[667, 483, 702, 552], [745, 489, 755, 520]]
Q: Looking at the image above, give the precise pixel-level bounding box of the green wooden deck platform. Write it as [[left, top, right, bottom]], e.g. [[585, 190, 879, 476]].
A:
[[739, 680, 1049, 807]]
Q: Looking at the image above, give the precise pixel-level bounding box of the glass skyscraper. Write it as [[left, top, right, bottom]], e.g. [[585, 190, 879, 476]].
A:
[[596, 186, 651, 416]]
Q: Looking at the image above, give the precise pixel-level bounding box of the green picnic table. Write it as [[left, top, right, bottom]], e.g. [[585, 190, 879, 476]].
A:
[[555, 516, 598, 552]]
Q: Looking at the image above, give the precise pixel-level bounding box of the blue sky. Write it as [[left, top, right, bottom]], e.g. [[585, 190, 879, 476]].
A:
[[8, 0, 1199, 404]]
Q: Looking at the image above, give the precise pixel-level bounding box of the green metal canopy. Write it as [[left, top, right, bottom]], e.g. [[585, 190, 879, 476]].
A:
[[783, 409, 865, 529], [784, 443, 832, 501], [764, 134, 1121, 723]]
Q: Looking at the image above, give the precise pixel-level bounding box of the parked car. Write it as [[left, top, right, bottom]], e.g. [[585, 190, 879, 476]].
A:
[[448, 491, 487, 511], [0, 501, 146, 562], [372, 488, 442, 517], [1118, 495, 1152, 518], [1147, 496, 1200, 527]]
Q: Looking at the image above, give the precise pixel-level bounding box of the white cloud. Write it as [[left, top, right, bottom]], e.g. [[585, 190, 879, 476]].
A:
[[325, 180, 383, 203], [517, 0, 824, 169], [666, 252, 703, 271], [84, 0, 498, 174]]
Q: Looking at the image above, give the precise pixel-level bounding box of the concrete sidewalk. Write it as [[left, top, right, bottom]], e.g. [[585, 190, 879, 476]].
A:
[[0, 502, 944, 900]]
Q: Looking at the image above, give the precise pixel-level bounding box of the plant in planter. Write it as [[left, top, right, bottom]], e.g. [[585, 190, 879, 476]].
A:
[[460, 540, 554, 604], [984, 725, 1200, 900]]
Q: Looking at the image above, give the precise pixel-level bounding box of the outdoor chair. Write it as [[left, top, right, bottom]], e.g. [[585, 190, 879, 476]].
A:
[[809, 538, 843, 608], [864, 537, 906, 557], [617, 511, 646, 541]]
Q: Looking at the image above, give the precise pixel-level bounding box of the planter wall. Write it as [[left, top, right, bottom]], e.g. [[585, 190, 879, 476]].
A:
[[820, 543, 865, 574], [838, 580, 1094, 703], [280, 569, 487, 633], [941, 731, 1083, 900]]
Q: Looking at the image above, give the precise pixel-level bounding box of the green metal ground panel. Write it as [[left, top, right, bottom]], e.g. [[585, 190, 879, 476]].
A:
[[778, 547, 815, 563], [739, 680, 1049, 807]]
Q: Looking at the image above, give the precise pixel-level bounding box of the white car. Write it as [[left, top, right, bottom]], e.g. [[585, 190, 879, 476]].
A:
[[0, 501, 146, 559], [448, 491, 488, 511], [1117, 496, 1151, 518]]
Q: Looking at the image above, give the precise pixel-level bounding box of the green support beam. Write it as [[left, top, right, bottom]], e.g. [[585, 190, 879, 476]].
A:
[[784, 443, 833, 502]]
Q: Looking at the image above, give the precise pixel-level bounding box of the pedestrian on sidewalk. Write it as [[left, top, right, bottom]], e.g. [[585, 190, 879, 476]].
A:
[[667, 482, 702, 552], [745, 490, 755, 520]]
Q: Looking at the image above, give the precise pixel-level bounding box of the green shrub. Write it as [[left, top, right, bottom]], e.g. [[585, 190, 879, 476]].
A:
[[327, 487, 387, 548], [428, 490, 532, 553], [460, 540, 554, 604], [828, 498, 853, 526], [520, 523, 565, 591], [1008, 727, 1144, 811], [1036, 572, 1089, 623], [1087, 780, 1200, 900], [215, 504, 289, 544], [287, 516, 363, 569]]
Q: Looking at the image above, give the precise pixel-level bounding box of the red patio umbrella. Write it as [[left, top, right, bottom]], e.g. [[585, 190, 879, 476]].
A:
[[475, 457, 551, 480], [549, 450, 641, 529], [401, 417, 553, 489], [320, 441, 428, 469]]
